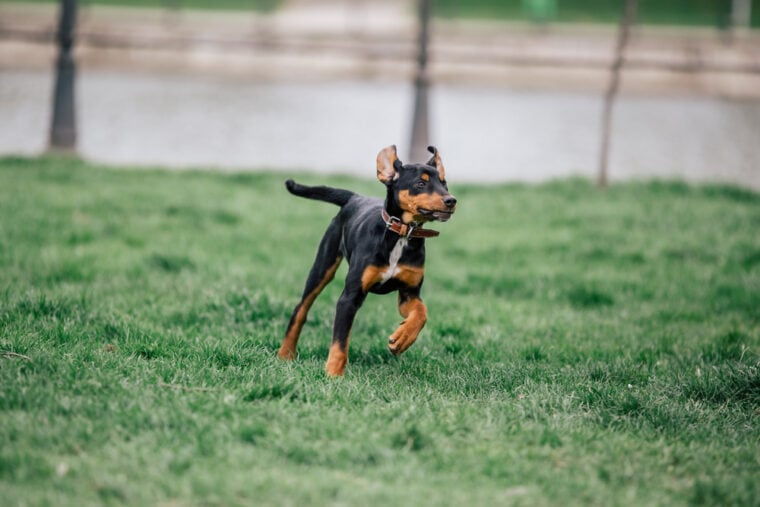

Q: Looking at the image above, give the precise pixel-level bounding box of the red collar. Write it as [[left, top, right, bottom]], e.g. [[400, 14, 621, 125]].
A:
[[381, 209, 440, 238]]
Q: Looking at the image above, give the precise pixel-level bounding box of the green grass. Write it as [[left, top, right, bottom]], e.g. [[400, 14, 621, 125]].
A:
[[436, 0, 756, 28], [5, 0, 759, 27], [1, 156, 759, 506]]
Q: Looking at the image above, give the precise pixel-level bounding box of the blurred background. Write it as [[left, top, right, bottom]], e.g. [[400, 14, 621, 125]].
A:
[[1, 0, 758, 188]]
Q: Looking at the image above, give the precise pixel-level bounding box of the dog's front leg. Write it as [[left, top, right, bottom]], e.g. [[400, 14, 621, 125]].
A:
[[325, 286, 366, 377], [388, 287, 427, 355]]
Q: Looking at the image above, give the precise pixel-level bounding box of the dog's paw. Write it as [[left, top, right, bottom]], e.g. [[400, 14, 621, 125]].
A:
[[325, 343, 347, 376], [388, 327, 419, 355], [277, 346, 297, 361]]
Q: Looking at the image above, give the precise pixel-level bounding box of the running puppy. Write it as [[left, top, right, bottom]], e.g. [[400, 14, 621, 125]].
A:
[[278, 145, 457, 376]]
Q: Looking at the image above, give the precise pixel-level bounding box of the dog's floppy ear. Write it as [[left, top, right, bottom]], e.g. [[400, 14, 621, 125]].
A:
[[426, 145, 446, 181], [377, 145, 402, 185]]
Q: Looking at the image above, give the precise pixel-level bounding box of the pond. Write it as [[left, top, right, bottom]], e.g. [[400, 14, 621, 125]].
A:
[[2, 69, 758, 189]]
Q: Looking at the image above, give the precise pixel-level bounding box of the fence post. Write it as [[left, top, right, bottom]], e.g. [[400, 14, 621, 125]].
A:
[[49, 0, 78, 151], [597, 0, 637, 188], [732, 0, 752, 28], [731, 0, 752, 38], [409, 0, 431, 163]]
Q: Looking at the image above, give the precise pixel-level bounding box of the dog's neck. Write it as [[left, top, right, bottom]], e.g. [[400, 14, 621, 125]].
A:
[[384, 185, 406, 224]]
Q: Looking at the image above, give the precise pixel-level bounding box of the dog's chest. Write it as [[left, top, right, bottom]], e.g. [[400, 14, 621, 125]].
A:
[[361, 237, 424, 293], [380, 238, 407, 283]]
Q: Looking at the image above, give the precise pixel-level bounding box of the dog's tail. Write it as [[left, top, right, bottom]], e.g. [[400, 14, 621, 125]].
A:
[[285, 179, 355, 207]]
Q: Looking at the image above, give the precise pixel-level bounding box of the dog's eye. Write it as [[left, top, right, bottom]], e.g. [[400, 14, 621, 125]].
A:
[[415, 181, 427, 189]]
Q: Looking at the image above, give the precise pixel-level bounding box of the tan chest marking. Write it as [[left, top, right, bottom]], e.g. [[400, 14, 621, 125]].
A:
[[360, 239, 424, 292]]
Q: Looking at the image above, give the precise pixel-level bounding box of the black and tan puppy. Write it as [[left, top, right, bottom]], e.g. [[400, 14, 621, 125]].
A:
[[278, 145, 457, 376]]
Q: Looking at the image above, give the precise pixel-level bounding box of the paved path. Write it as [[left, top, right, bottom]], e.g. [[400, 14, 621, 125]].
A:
[[2, 1, 759, 97], [1, 2, 759, 188]]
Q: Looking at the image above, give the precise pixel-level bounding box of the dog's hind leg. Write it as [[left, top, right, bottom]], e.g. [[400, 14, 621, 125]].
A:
[[278, 220, 342, 360]]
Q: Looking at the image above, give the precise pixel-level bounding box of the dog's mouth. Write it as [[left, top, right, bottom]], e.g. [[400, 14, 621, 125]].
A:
[[418, 208, 454, 222]]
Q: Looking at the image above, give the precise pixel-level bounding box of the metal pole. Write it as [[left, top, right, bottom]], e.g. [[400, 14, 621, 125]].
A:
[[731, 0, 752, 34], [409, 0, 431, 163], [49, 0, 78, 151], [732, 0, 752, 28], [597, 0, 637, 188]]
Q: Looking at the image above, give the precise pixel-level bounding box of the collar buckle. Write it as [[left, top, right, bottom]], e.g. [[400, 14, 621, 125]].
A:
[[381, 209, 440, 239], [385, 214, 401, 230]]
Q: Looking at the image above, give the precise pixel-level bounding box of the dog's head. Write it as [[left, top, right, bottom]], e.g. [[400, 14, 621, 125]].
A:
[[376, 145, 457, 224]]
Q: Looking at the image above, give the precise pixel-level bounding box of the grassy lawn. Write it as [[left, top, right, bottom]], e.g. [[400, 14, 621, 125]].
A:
[[435, 0, 748, 27], [5, 0, 758, 27], [1, 156, 759, 506]]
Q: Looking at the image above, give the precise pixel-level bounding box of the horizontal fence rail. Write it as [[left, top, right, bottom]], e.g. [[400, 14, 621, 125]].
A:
[[2, 25, 759, 75]]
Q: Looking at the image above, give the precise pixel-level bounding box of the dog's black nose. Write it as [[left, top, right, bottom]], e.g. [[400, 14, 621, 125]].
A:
[[444, 196, 457, 208]]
